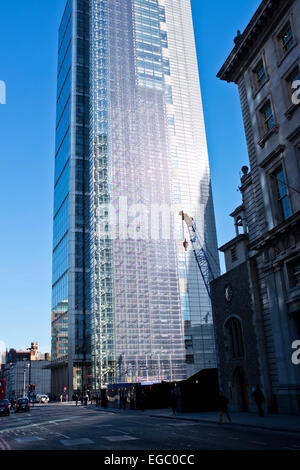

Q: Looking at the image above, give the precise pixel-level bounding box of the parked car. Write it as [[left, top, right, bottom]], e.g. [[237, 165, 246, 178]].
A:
[[37, 394, 49, 404], [15, 398, 30, 413], [0, 399, 10, 416]]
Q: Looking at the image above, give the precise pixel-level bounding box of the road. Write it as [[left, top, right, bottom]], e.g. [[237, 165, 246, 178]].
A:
[[0, 404, 299, 451]]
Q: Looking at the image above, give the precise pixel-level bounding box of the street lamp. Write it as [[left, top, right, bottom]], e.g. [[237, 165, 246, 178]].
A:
[[23, 360, 30, 398], [26, 346, 33, 395]]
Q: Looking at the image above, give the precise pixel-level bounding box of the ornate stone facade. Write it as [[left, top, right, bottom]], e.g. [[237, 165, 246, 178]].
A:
[[217, 0, 300, 414]]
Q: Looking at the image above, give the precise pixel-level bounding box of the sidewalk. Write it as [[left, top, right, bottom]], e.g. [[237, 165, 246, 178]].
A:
[[96, 406, 300, 434]]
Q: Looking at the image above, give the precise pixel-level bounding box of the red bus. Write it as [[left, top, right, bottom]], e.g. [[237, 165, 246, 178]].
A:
[[0, 379, 6, 399]]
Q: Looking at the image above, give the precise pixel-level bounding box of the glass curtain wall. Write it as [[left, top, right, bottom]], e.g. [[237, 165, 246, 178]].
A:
[[90, 0, 186, 388], [52, 0, 91, 394]]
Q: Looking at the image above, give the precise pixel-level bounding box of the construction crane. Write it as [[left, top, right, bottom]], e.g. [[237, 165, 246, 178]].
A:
[[180, 211, 215, 298]]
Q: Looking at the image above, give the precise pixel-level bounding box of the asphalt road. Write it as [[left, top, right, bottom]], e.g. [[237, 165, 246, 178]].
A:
[[0, 404, 299, 451]]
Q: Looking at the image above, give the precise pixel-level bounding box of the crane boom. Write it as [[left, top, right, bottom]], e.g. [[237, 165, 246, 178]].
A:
[[180, 211, 215, 298]]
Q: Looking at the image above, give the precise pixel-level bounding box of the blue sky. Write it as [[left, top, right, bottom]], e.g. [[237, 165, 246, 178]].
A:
[[0, 0, 261, 353]]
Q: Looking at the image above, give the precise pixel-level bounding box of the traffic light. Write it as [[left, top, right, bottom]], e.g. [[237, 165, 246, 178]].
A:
[[32, 384, 35, 392], [28, 385, 32, 393]]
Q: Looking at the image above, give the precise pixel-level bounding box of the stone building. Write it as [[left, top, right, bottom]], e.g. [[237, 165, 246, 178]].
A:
[[3, 343, 51, 399], [216, 0, 300, 414], [211, 209, 261, 413]]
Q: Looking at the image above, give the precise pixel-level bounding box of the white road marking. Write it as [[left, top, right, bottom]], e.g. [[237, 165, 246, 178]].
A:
[[93, 424, 113, 428], [0, 416, 78, 434], [166, 423, 197, 427], [103, 435, 139, 442], [250, 441, 268, 446], [14, 437, 45, 443], [60, 438, 94, 447]]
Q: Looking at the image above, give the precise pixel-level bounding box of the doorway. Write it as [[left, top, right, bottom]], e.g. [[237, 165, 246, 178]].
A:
[[232, 367, 248, 412]]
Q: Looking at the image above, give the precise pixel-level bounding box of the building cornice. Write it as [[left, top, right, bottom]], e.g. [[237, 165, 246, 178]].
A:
[[219, 233, 249, 253], [217, 0, 295, 84], [248, 210, 300, 252]]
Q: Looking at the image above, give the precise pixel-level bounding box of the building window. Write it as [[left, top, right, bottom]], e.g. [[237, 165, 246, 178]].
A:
[[184, 335, 193, 351], [271, 166, 291, 221], [278, 22, 294, 54], [231, 246, 237, 263], [260, 100, 275, 133], [185, 354, 194, 364], [287, 257, 300, 288], [253, 59, 267, 88], [225, 318, 244, 359]]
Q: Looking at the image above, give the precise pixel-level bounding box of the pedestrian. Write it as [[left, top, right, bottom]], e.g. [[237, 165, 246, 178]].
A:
[[102, 391, 108, 409], [130, 393, 135, 410], [84, 394, 88, 406], [121, 391, 127, 410], [218, 393, 231, 425], [60, 394, 63, 403], [139, 390, 146, 412], [75, 394, 79, 406], [170, 388, 178, 415], [252, 385, 265, 417], [80, 394, 84, 406]]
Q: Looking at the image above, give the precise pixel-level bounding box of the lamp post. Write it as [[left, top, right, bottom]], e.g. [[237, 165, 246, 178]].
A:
[[26, 346, 33, 399], [23, 360, 30, 398]]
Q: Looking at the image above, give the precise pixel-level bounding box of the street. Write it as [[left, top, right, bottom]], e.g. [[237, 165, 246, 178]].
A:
[[0, 403, 299, 451]]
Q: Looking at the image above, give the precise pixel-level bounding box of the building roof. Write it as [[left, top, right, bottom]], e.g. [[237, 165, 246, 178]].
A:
[[217, 0, 294, 83], [218, 233, 249, 253]]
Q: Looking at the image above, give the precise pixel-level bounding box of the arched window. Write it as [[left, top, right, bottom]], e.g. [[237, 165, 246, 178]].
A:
[[225, 318, 245, 359]]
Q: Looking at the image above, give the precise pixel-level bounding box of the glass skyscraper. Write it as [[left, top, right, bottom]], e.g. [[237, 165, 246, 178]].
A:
[[52, 0, 219, 395]]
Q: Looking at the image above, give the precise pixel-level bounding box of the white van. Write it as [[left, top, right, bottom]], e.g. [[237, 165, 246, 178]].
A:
[[37, 394, 49, 404]]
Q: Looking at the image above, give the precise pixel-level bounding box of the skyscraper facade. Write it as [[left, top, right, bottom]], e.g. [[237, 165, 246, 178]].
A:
[[52, 0, 219, 395]]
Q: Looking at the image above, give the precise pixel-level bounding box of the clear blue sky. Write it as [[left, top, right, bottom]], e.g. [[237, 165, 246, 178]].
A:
[[0, 0, 261, 353]]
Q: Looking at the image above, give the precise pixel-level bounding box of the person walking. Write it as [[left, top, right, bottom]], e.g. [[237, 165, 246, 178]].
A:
[[252, 385, 265, 417], [102, 391, 108, 409], [139, 390, 146, 412], [170, 388, 178, 415], [218, 393, 231, 425], [75, 394, 79, 406]]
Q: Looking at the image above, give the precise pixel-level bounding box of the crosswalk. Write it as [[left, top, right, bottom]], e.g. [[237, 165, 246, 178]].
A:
[[0, 406, 300, 451]]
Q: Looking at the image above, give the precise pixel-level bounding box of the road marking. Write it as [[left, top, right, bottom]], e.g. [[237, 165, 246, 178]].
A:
[[0, 416, 78, 434], [55, 433, 70, 439], [250, 441, 268, 446], [93, 424, 113, 428], [14, 437, 45, 443], [166, 423, 197, 427], [0, 437, 10, 451], [60, 438, 94, 447], [103, 435, 139, 442]]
